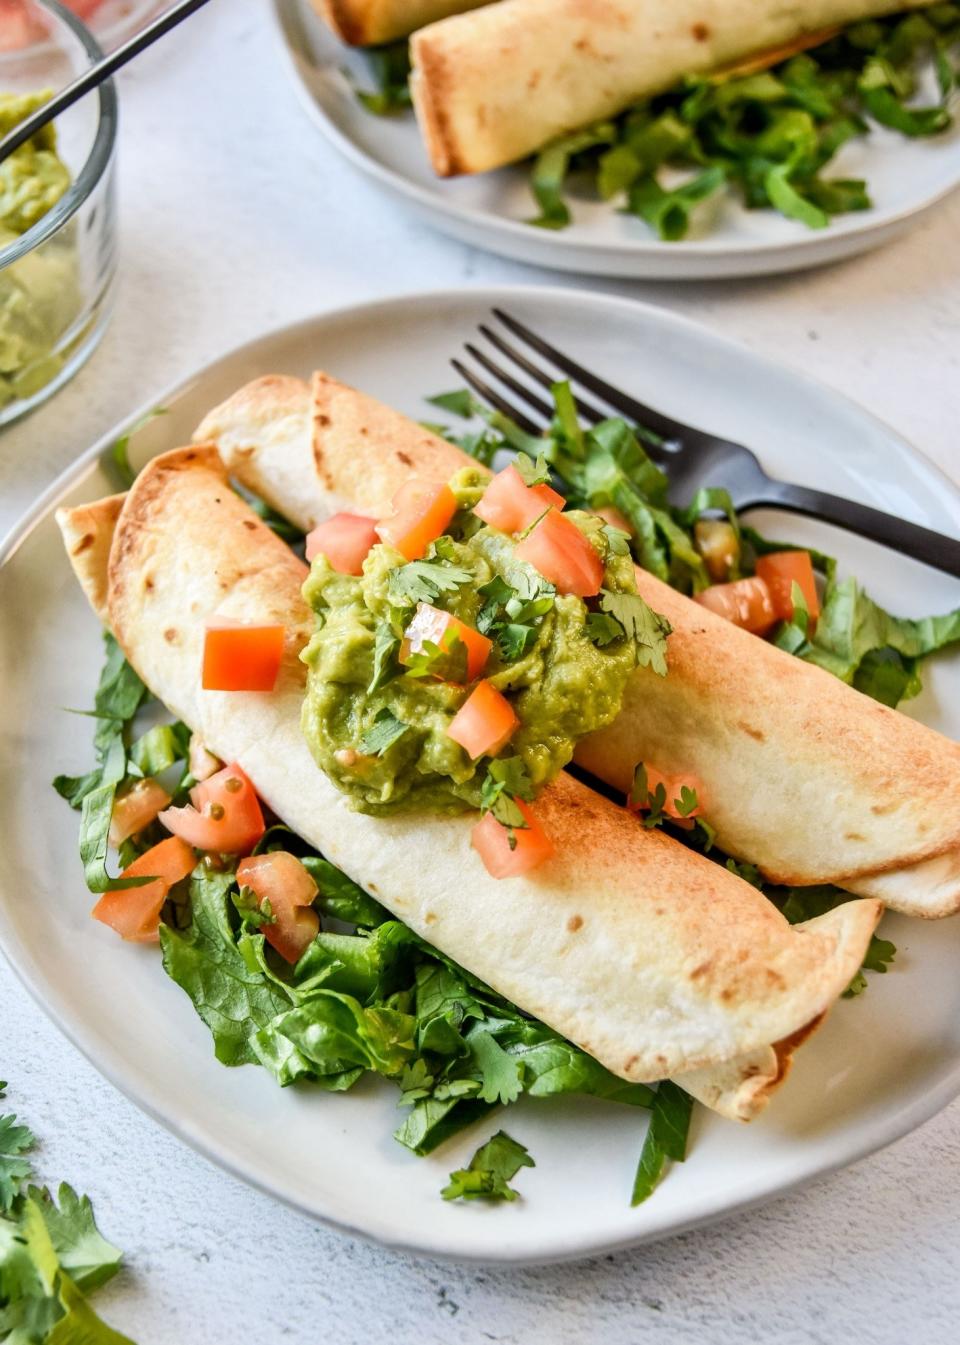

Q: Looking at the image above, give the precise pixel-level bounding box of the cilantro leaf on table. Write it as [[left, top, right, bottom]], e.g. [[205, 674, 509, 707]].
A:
[[631, 1082, 694, 1206], [358, 708, 409, 756], [442, 1131, 535, 1202], [0, 1086, 131, 1344], [0, 1112, 35, 1214]]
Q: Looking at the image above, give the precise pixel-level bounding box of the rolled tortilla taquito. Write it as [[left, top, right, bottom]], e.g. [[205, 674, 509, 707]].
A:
[[196, 372, 960, 920], [313, 0, 491, 46], [56, 447, 878, 1123], [410, 0, 933, 176]]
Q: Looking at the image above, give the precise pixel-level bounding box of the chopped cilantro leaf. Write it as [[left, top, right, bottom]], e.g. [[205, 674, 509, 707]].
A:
[[0, 1111, 35, 1213], [368, 622, 401, 694], [387, 559, 473, 609], [599, 590, 671, 675], [359, 708, 409, 756], [585, 611, 625, 648], [513, 451, 552, 488], [467, 1028, 524, 1105], [442, 1131, 535, 1203]]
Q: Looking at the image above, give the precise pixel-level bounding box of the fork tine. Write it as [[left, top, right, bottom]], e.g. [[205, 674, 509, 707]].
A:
[[477, 325, 607, 426], [450, 358, 545, 437], [493, 308, 689, 447], [464, 342, 555, 423]]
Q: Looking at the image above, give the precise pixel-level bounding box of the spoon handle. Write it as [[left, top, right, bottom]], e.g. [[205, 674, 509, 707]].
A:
[[0, 0, 217, 166]]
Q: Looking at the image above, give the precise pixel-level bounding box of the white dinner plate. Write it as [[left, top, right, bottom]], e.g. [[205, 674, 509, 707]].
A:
[[272, 0, 960, 280], [2, 286, 960, 1264]]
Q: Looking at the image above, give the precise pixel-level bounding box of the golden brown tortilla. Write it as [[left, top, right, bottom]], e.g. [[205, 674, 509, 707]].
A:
[[410, 0, 933, 176]]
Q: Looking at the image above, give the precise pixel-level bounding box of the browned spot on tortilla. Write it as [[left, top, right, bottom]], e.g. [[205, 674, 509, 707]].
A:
[[144, 576, 154, 592], [845, 831, 866, 842], [872, 801, 898, 815], [243, 519, 257, 530], [692, 21, 710, 41], [367, 881, 378, 894], [720, 987, 735, 1002], [765, 968, 786, 989], [690, 960, 712, 979], [424, 912, 437, 925], [624, 1054, 638, 1072], [527, 70, 541, 92], [396, 451, 413, 466], [72, 533, 95, 555], [738, 722, 765, 742], [163, 628, 179, 644], [567, 914, 583, 932]]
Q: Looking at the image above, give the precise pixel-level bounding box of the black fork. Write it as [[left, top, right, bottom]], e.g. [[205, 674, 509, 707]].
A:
[[451, 309, 960, 580]]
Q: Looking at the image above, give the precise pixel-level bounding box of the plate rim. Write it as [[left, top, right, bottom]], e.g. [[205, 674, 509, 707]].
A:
[[271, 0, 960, 271], [3, 282, 960, 1264]]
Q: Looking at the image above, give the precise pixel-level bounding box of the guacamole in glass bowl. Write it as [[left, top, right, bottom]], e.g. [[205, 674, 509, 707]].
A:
[[0, 2, 118, 425]]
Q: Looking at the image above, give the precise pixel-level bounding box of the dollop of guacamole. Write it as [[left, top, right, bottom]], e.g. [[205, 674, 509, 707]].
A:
[[0, 93, 79, 410], [300, 469, 642, 816]]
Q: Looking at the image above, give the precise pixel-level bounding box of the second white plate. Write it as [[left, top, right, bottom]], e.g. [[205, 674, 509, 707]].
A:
[[273, 0, 960, 280]]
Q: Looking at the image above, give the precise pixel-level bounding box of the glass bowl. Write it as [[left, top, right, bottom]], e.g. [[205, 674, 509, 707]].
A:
[[0, 0, 118, 427]]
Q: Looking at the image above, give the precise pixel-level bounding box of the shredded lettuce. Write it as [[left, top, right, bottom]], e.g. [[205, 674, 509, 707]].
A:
[[528, 8, 960, 237]]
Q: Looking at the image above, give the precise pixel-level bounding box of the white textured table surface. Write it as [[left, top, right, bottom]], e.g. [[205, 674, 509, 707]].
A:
[[3, 2, 960, 1341]]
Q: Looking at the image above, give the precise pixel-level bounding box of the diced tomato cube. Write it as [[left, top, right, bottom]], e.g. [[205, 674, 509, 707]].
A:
[[694, 576, 776, 635], [305, 513, 379, 574], [400, 603, 492, 683], [755, 551, 820, 625], [474, 464, 565, 534], [203, 623, 285, 692], [447, 680, 519, 759], [376, 480, 457, 561], [514, 509, 604, 598], [472, 801, 554, 878], [91, 836, 195, 943], [160, 763, 265, 855], [109, 777, 171, 847], [237, 851, 320, 964]]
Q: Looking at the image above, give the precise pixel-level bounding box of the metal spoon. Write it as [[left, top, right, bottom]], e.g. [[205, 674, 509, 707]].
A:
[[0, 0, 217, 166]]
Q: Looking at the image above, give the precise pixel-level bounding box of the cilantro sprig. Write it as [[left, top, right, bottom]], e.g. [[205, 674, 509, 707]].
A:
[[0, 1083, 132, 1342]]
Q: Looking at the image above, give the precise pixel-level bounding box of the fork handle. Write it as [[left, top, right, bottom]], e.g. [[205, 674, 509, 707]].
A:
[[746, 481, 960, 580]]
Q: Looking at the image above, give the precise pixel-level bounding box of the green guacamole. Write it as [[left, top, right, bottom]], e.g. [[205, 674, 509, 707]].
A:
[[300, 469, 643, 816], [0, 92, 71, 236], [0, 92, 79, 410]]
